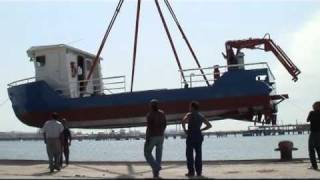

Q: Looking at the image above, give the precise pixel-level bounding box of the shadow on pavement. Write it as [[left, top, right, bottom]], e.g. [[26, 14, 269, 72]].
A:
[[74, 163, 181, 178], [32, 170, 59, 176]]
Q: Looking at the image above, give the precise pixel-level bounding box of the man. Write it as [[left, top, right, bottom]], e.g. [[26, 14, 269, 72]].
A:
[[182, 101, 212, 177], [307, 101, 320, 170], [60, 119, 72, 166], [144, 99, 167, 178], [42, 112, 64, 173]]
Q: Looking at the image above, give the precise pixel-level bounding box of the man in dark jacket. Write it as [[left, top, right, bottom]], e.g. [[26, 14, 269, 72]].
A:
[[182, 101, 212, 177], [307, 101, 320, 170], [144, 99, 167, 178], [60, 119, 72, 166]]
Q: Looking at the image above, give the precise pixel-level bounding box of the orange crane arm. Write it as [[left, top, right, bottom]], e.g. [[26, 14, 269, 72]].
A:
[[225, 37, 301, 82]]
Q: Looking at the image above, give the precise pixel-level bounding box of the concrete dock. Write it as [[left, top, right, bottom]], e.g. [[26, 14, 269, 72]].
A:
[[0, 159, 319, 179]]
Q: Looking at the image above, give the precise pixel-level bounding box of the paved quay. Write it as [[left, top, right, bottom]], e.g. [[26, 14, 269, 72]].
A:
[[0, 159, 319, 179]]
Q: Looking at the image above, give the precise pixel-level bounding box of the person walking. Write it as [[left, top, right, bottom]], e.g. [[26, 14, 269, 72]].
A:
[[144, 99, 167, 178], [42, 112, 64, 173], [182, 101, 212, 177], [60, 119, 72, 166], [307, 101, 320, 170]]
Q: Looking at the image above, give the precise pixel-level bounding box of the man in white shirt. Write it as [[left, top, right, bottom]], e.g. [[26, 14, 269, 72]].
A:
[[42, 112, 64, 173]]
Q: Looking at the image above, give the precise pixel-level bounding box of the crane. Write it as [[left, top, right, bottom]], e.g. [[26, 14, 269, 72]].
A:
[[223, 34, 301, 82]]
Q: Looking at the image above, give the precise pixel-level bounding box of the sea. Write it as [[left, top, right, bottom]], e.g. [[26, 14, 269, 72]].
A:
[[0, 134, 308, 161]]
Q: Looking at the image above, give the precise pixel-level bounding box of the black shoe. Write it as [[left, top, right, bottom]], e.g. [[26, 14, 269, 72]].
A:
[[153, 170, 159, 178], [50, 168, 54, 173], [185, 173, 195, 177]]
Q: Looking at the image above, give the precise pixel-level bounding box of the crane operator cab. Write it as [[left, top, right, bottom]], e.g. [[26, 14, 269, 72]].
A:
[[27, 44, 103, 98]]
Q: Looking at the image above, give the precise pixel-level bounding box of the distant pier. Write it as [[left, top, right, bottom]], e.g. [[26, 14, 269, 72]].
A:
[[209, 124, 310, 138], [0, 124, 310, 141]]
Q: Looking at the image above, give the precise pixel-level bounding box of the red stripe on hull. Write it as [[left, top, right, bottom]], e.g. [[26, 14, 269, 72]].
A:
[[21, 95, 273, 128]]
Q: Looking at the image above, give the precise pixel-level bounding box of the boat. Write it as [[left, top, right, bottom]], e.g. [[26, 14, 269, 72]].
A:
[[7, 1, 300, 129], [7, 40, 299, 129]]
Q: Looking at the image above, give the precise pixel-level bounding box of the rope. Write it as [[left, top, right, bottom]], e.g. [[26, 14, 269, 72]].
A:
[[154, 0, 188, 86], [278, 95, 308, 122], [130, 0, 141, 92], [65, 38, 84, 46], [164, 0, 210, 86], [0, 98, 9, 108], [86, 0, 125, 81]]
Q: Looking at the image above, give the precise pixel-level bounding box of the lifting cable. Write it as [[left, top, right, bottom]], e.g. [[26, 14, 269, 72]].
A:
[[86, 0, 124, 81], [278, 95, 307, 120], [154, 0, 188, 86], [0, 98, 9, 108], [88, 0, 208, 91], [130, 0, 141, 92], [164, 0, 210, 86]]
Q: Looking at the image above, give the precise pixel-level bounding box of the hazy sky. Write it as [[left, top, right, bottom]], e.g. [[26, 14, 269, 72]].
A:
[[0, 0, 319, 133]]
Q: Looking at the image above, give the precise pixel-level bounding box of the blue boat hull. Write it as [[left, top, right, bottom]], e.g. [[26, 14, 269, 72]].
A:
[[7, 68, 285, 128]]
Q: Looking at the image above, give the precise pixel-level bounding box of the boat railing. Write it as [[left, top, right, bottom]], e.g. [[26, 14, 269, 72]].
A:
[[55, 75, 126, 97], [180, 62, 275, 88], [7, 77, 36, 87], [84, 75, 126, 95], [8, 75, 126, 97]]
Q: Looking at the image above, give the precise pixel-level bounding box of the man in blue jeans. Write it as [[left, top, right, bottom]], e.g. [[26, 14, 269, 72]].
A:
[[144, 99, 167, 178], [182, 101, 212, 177]]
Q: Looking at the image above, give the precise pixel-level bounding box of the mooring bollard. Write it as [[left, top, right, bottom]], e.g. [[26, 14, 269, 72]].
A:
[[274, 140, 298, 161]]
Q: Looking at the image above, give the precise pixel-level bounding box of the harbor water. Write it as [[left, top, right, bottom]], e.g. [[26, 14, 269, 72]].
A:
[[0, 134, 308, 161]]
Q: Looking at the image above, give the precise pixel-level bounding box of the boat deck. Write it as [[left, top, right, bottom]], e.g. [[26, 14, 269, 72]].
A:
[[0, 159, 318, 179]]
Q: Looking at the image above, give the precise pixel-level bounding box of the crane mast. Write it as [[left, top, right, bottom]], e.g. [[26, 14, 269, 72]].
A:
[[224, 35, 301, 82]]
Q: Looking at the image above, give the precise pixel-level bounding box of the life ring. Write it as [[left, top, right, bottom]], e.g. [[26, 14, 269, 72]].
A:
[[70, 62, 77, 78]]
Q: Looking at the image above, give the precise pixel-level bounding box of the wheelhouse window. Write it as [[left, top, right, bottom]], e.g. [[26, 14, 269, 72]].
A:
[[35, 56, 46, 67]]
